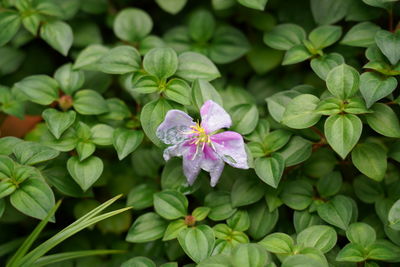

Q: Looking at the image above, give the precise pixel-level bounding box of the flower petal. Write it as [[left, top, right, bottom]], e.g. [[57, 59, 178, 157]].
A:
[[200, 100, 232, 133], [156, 110, 195, 144], [211, 131, 249, 169], [200, 145, 225, 187], [182, 143, 202, 185]]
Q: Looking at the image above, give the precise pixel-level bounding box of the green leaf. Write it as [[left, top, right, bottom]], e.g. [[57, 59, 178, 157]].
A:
[[326, 64, 360, 100], [309, 25, 342, 49], [310, 53, 344, 80], [317, 171, 342, 198], [113, 129, 143, 160], [13, 141, 60, 165], [247, 202, 278, 240], [143, 47, 178, 79], [282, 254, 327, 267], [121, 256, 156, 267], [54, 63, 85, 95], [254, 154, 285, 188], [75, 140, 95, 163], [317, 195, 354, 230], [366, 103, 400, 138], [282, 45, 312, 65], [324, 114, 362, 159], [336, 243, 366, 262], [73, 44, 109, 70], [266, 90, 301, 122], [10, 179, 55, 221], [176, 52, 220, 82], [281, 180, 313, 210], [388, 199, 400, 231], [259, 232, 294, 254], [359, 72, 397, 108], [346, 222, 376, 247], [279, 136, 312, 167], [192, 79, 222, 110], [293, 211, 324, 233], [231, 176, 265, 207], [353, 175, 384, 204], [131, 75, 159, 94], [40, 20, 73, 56], [113, 8, 153, 42], [341, 22, 380, 47], [98, 46, 141, 74], [246, 45, 283, 75], [192, 207, 210, 221], [375, 30, 400, 65], [126, 212, 167, 243], [163, 219, 187, 241], [237, 0, 268, 10], [15, 75, 59, 105], [178, 225, 215, 263], [0, 11, 21, 46], [155, 0, 187, 14], [42, 109, 76, 139], [297, 225, 337, 253], [282, 94, 321, 129], [310, 0, 348, 25], [67, 156, 104, 191], [154, 190, 188, 220], [205, 191, 237, 221], [164, 78, 191, 105], [230, 104, 259, 135], [366, 240, 400, 261], [209, 25, 250, 64], [127, 183, 157, 210], [232, 244, 269, 267], [351, 143, 387, 182], [188, 9, 215, 42], [263, 24, 306, 50], [0, 180, 16, 199], [227, 210, 250, 231], [90, 124, 114, 146], [140, 98, 178, 147], [73, 89, 108, 115]]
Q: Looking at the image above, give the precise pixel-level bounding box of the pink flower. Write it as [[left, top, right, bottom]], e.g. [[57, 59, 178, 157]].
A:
[[157, 100, 248, 186]]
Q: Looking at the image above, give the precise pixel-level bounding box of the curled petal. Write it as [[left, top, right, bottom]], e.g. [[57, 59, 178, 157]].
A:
[[200, 100, 232, 133], [211, 131, 249, 169], [156, 110, 195, 145]]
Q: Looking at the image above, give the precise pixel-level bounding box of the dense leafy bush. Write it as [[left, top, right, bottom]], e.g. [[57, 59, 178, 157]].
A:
[[1, 0, 400, 266]]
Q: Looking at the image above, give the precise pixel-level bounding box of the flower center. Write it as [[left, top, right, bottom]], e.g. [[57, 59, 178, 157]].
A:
[[189, 123, 211, 145]]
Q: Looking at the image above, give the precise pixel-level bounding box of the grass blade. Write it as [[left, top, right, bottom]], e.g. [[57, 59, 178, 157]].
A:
[[33, 249, 124, 266]]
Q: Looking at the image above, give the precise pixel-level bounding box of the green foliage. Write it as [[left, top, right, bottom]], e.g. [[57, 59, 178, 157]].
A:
[[1, 0, 400, 266]]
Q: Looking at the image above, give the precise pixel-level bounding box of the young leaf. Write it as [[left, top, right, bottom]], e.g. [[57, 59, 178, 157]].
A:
[[67, 156, 104, 191], [143, 47, 178, 79], [324, 114, 362, 159], [40, 20, 73, 56], [326, 64, 360, 100], [42, 109, 76, 139], [282, 45, 312, 65]]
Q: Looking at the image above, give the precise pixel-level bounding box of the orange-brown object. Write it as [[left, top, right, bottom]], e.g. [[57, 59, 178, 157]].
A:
[[0, 115, 42, 138]]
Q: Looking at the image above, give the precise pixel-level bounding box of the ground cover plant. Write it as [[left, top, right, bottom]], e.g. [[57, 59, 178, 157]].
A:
[[1, 0, 400, 266]]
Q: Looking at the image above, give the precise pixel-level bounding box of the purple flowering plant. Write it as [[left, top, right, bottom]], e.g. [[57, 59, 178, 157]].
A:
[[157, 100, 248, 186]]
